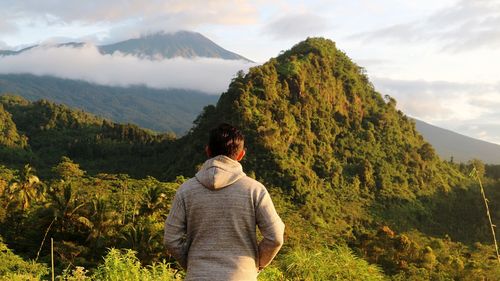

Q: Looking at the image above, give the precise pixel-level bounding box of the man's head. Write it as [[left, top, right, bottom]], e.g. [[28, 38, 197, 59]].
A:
[[206, 123, 245, 161]]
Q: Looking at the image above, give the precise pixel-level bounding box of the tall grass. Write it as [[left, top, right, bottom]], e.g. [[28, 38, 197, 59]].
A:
[[259, 245, 386, 281], [60, 249, 181, 281]]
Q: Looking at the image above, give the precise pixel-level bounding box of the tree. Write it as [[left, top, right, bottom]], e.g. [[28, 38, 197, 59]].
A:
[[52, 156, 85, 180], [6, 164, 42, 211]]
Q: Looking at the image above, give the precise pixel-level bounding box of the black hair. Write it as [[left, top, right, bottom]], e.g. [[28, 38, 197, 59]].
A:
[[208, 123, 244, 159]]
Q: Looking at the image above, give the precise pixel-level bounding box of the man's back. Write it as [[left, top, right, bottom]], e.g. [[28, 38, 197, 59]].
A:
[[164, 155, 285, 281]]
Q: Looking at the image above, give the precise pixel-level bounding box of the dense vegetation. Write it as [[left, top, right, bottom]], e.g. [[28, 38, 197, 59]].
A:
[[0, 38, 499, 280], [0, 94, 180, 177], [0, 74, 218, 135]]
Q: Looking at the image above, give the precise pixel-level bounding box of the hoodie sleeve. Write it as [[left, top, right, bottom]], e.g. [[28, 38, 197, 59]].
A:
[[255, 189, 285, 269], [164, 190, 188, 269]]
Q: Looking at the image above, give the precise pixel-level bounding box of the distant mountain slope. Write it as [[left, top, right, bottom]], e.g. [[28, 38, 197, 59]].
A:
[[99, 31, 252, 61], [0, 31, 252, 61], [0, 74, 218, 135], [0, 45, 37, 56], [414, 119, 500, 164]]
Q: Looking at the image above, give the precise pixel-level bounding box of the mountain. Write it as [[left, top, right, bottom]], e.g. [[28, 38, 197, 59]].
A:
[[0, 74, 218, 135], [0, 31, 246, 135], [99, 31, 252, 61], [0, 45, 37, 56], [0, 31, 252, 61], [414, 118, 500, 164]]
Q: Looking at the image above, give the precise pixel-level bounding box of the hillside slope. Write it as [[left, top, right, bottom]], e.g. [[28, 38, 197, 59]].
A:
[[415, 118, 500, 164], [0, 95, 176, 176], [0, 74, 218, 135]]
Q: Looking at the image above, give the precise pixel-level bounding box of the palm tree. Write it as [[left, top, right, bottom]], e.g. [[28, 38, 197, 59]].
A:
[[7, 164, 42, 211], [47, 181, 87, 233], [139, 185, 168, 216], [87, 196, 119, 258]]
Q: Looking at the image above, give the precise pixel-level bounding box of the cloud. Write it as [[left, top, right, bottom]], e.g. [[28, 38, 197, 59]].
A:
[[0, 19, 17, 34], [0, 45, 255, 93], [1, 0, 258, 33], [352, 0, 500, 52], [0, 41, 10, 49], [0, 0, 262, 46], [454, 122, 500, 145], [263, 12, 330, 40], [372, 77, 500, 144]]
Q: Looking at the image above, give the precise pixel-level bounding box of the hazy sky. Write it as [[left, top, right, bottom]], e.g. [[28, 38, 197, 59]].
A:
[[1, 0, 499, 145]]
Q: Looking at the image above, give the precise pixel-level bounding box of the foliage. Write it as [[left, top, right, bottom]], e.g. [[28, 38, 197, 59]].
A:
[[0, 237, 48, 281], [0, 158, 179, 271], [89, 249, 181, 281], [280, 245, 386, 281], [0, 95, 176, 177], [354, 227, 500, 280]]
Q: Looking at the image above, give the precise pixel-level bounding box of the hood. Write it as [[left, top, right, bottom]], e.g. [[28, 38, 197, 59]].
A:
[[195, 155, 246, 190]]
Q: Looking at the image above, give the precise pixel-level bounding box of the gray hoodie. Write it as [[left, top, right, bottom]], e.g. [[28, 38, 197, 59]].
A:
[[164, 155, 285, 281]]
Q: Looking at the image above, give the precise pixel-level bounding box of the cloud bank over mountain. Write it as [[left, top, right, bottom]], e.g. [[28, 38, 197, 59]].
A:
[[0, 44, 254, 93], [0, 0, 258, 44], [373, 77, 500, 145]]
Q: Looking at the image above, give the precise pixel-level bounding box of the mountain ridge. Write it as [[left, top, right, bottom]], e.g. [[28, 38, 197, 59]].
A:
[[0, 30, 252, 61], [0, 74, 218, 135], [414, 118, 500, 164]]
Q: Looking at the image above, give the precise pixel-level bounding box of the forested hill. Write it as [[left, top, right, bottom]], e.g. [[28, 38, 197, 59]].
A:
[[0, 95, 177, 176], [164, 37, 461, 202]]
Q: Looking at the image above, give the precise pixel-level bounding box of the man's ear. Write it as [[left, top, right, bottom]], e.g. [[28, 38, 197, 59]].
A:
[[236, 149, 246, 161], [205, 145, 212, 158]]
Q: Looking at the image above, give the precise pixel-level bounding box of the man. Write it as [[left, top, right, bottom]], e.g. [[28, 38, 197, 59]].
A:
[[164, 123, 285, 281]]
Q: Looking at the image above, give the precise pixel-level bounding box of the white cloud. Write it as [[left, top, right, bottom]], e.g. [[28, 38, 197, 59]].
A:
[[1, 0, 258, 38], [0, 19, 17, 34], [352, 0, 500, 52], [262, 12, 330, 40], [0, 41, 10, 49], [0, 45, 255, 93]]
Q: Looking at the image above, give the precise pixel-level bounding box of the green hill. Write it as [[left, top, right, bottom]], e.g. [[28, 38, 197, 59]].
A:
[[157, 37, 500, 278], [0, 95, 177, 177], [163, 38, 464, 231]]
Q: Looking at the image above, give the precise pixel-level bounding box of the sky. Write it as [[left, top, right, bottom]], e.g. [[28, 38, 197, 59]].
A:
[[0, 0, 499, 145]]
